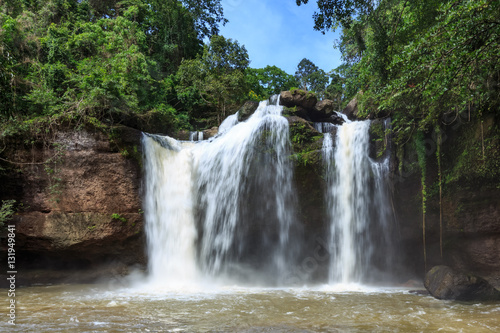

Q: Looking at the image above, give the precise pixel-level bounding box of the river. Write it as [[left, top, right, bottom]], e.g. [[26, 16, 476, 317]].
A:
[[1, 282, 500, 332]]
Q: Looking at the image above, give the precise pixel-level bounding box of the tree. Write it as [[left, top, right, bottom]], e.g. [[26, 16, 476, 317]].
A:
[[294, 58, 329, 94], [295, 0, 376, 31], [181, 0, 227, 39], [245, 66, 298, 99], [0, 0, 231, 132], [176, 35, 249, 125], [323, 71, 344, 110]]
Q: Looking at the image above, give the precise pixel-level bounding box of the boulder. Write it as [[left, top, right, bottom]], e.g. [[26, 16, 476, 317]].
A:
[[283, 106, 311, 121], [343, 96, 359, 120], [280, 90, 344, 125], [424, 265, 500, 301], [314, 99, 335, 117], [237, 101, 259, 122], [203, 127, 219, 139], [280, 90, 317, 109]]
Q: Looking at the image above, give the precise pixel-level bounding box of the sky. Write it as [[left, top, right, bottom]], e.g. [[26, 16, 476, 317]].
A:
[[218, 0, 343, 76]]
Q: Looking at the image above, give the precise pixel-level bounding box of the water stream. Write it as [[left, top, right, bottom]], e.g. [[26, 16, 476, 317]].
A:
[[142, 97, 298, 285], [321, 119, 394, 284], [2, 284, 499, 332]]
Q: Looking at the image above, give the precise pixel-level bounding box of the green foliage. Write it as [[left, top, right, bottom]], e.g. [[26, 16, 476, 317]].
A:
[[296, 0, 376, 31], [295, 58, 329, 93], [444, 118, 500, 187], [0, 0, 228, 135], [176, 35, 249, 125], [0, 199, 16, 228], [111, 213, 127, 222], [245, 66, 298, 99], [299, 0, 500, 146]]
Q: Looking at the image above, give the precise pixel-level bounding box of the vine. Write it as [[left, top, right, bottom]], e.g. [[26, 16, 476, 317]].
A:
[[415, 131, 427, 272], [435, 126, 443, 259]]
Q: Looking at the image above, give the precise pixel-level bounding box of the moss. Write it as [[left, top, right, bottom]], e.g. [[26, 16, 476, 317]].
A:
[[369, 120, 387, 159], [288, 121, 324, 168], [290, 88, 306, 96], [442, 116, 500, 191]]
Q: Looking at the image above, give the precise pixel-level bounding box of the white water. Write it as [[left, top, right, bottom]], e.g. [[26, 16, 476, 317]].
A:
[[142, 97, 297, 286], [194, 97, 297, 282], [322, 119, 394, 284], [142, 135, 199, 286]]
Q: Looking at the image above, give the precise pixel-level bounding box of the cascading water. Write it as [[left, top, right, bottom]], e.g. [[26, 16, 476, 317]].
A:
[[142, 135, 199, 286], [322, 118, 394, 285], [194, 97, 298, 282], [142, 96, 299, 285]]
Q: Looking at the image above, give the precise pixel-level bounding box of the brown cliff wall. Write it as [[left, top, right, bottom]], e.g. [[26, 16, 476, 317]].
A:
[[393, 114, 500, 287], [0, 126, 146, 286]]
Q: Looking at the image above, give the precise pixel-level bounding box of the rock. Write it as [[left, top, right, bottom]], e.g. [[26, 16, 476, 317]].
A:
[[280, 90, 317, 109], [173, 130, 190, 141], [203, 127, 219, 139], [424, 265, 500, 301], [283, 106, 311, 121], [280, 90, 343, 125], [237, 101, 259, 122], [0, 128, 146, 286], [342, 92, 363, 120], [314, 99, 335, 117]]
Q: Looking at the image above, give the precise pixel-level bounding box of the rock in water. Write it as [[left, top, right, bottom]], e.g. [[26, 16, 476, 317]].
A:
[[237, 101, 259, 122], [424, 265, 500, 301]]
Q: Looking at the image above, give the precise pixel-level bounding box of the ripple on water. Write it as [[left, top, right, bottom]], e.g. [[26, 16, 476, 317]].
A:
[[1, 284, 500, 332]]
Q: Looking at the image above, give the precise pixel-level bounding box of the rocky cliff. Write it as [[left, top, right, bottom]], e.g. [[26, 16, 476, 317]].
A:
[[392, 112, 500, 287], [0, 126, 145, 286]]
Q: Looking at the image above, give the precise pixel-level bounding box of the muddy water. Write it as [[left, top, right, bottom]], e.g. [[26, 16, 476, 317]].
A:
[[1, 283, 500, 332]]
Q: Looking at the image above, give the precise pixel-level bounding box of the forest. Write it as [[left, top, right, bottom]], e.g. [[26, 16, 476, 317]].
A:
[[2, 0, 497, 136]]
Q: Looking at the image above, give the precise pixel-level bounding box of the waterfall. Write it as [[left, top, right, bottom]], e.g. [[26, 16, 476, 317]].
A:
[[322, 119, 394, 284], [142, 135, 199, 286], [193, 97, 297, 283], [141, 97, 298, 285], [189, 131, 204, 141]]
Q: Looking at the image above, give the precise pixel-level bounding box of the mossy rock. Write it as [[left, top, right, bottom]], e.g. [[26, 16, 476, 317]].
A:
[[237, 101, 260, 122], [288, 117, 323, 155], [280, 90, 318, 110], [369, 119, 388, 160]]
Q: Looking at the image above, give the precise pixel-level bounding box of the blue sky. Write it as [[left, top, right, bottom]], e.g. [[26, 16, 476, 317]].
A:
[[219, 0, 342, 76]]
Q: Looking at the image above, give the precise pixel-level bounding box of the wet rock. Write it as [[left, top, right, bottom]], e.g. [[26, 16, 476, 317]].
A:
[[203, 127, 219, 139], [237, 101, 259, 122], [424, 265, 500, 301], [173, 130, 190, 141], [283, 106, 311, 121]]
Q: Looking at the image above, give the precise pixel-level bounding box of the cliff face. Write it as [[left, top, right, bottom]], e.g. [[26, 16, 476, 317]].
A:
[[393, 113, 500, 287], [0, 126, 146, 285]]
